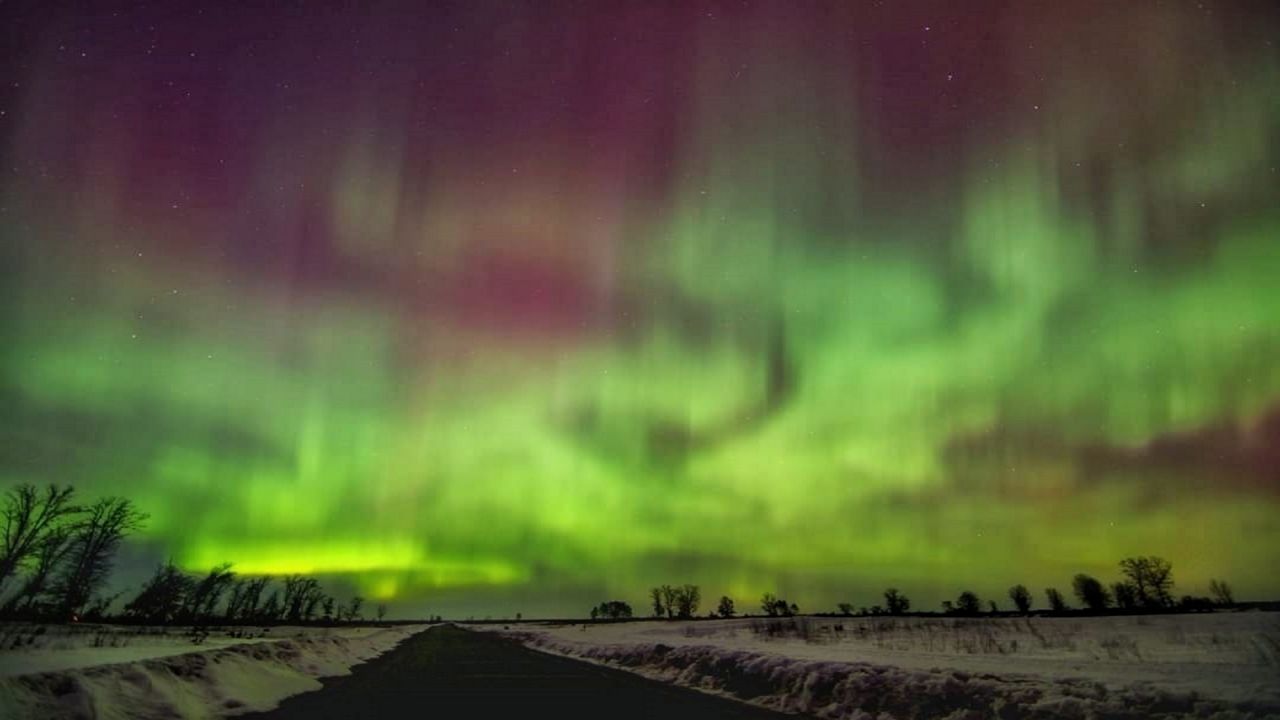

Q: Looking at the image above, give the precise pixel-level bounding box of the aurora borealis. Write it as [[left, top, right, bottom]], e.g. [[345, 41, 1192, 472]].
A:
[[1, 1, 1278, 618]]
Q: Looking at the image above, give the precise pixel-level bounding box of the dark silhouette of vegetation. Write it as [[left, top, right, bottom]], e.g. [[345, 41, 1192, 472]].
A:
[[1209, 579, 1234, 606], [54, 497, 146, 619], [186, 563, 236, 622], [1179, 595, 1215, 611], [0, 484, 79, 591], [716, 595, 735, 618], [2, 523, 75, 616], [948, 591, 981, 615], [883, 588, 910, 615], [592, 600, 632, 619], [675, 584, 701, 618], [1072, 574, 1111, 611], [0, 484, 379, 627], [0, 485, 1242, 626], [1008, 584, 1032, 613], [1112, 581, 1138, 610], [1119, 556, 1174, 608], [649, 584, 700, 618], [125, 560, 195, 623], [341, 595, 365, 622], [760, 593, 797, 616], [281, 575, 327, 622], [227, 575, 273, 622]]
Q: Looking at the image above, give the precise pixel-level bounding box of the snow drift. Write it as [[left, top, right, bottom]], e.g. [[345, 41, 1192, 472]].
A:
[[0, 625, 424, 719], [491, 615, 1280, 719]]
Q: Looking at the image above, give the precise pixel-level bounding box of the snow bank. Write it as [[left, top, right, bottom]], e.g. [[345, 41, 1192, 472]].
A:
[[0, 624, 426, 719], [486, 613, 1280, 719]]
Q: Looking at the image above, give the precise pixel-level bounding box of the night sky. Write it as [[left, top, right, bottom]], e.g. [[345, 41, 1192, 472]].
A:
[[1, 1, 1277, 618]]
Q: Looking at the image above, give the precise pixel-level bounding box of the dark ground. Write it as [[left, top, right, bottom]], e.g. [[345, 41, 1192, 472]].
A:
[[245, 624, 801, 719]]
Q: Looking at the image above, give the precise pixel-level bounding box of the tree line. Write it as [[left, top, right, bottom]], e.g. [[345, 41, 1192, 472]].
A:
[[590, 557, 1237, 622], [1, 483, 386, 625]]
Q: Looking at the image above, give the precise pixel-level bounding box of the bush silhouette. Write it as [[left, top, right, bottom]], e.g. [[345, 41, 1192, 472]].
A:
[[1111, 581, 1138, 610], [1072, 574, 1110, 611], [593, 600, 632, 619], [717, 595, 735, 618], [954, 591, 981, 615], [1008, 584, 1032, 613]]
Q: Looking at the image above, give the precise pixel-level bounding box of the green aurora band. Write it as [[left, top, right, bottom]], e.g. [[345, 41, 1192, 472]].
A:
[[0, 2, 1277, 616]]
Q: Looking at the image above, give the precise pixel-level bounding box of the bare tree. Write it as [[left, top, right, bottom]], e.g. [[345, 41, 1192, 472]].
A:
[[1208, 579, 1234, 606], [761, 592, 779, 616], [1, 484, 79, 589], [376, 603, 388, 622], [281, 575, 314, 622], [836, 602, 853, 616], [675, 584, 701, 618], [342, 595, 365, 622], [125, 560, 194, 623], [183, 563, 236, 623], [1044, 587, 1067, 612], [650, 587, 664, 618], [1072, 574, 1110, 611], [260, 589, 282, 621], [53, 497, 146, 618], [301, 583, 326, 621], [1111, 581, 1138, 610], [1119, 556, 1174, 608], [717, 595, 735, 618], [1008, 584, 1032, 613], [884, 588, 910, 615], [1, 523, 75, 617], [660, 584, 678, 619], [236, 576, 272, 622]]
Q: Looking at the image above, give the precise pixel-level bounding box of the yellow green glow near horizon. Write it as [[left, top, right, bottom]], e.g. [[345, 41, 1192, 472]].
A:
[[0, 2, 1277, 615]]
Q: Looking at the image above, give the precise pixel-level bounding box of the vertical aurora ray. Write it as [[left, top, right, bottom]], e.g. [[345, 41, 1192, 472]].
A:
[[0, 1, 1277, 615]]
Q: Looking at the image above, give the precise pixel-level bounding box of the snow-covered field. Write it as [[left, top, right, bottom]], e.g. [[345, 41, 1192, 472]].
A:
[[0, 622, 427, 719], [483, 612, 1280, 718]]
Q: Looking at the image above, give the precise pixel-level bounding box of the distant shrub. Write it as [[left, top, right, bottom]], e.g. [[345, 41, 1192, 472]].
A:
[[1008, 585, 1032, 613], [1072, 574, 1110, 611]]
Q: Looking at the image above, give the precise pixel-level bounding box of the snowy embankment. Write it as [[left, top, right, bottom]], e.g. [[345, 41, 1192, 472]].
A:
[[482, 613, 1280, 719], [0, 623, 427, 719]]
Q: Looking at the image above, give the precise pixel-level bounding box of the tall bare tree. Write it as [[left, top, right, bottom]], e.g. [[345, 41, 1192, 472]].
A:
[[125, 561, 194, 623], [1, 484, 79, 589], [1119, 556, 1174, 608], [183, 563, 236, 622], [675, 584, 701, 618], [1, 523, 75, 616], [1208, 579, 1234, 606], [660, 584, 677, 619], [53, 497, 146, 618]]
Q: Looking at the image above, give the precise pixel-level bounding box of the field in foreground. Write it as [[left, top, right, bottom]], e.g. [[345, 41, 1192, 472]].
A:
[[0, 623, 426, 719], [483, 612, 1280, 718]]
